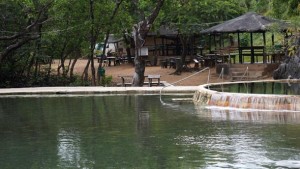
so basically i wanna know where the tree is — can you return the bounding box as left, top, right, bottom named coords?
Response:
left=0, top=1, right=52, bottom=64
left=132, top=0, right=164, bottom=86
left=97, top=0, right=124, bottom=85
left=157, top=0, right=245, bottom=74
left=0, top=1, right=55, bottom=87
left=80, top=0, right=127, bottom=86
left=46, top=0, right=87, bottom=78
left=271, top=0, right=300, bottom=79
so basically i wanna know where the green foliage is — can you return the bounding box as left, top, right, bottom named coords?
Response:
left=0, top=70, right=83, bottom=88
left=158, top=0, right=246, bottom=34
left=283, top=14, right=300, bottom=56
left=100, top=75, right=113, bottom=87
left=240, top=34, right=250, bottom=47
left=69, top=75, right=90, bottom=86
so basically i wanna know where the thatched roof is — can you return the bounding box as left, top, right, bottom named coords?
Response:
left=201, top=12, right=286, bottom=34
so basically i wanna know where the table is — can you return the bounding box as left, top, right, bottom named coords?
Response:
left=147, top=75, right=161, bottom=87
left=107, top=56, right=116, bottom=66
left=219, top=54, right=236, bottom=64
left=204, top=54, right=220, bottom=67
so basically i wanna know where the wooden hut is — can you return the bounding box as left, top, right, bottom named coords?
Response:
left=201, top=12, right=287, bottom=64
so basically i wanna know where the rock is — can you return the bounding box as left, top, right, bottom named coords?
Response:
left=273, top=52, right=300, bottom=79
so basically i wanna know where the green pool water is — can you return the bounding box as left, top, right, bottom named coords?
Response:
left=0, top=95, right=300, bottom=168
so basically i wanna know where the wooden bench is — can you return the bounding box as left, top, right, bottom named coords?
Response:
left=118, top=75, right=161, bottom=87
left=147, top=74, right=161, bottom=87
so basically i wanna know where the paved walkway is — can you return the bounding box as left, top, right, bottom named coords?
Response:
left=0, top=86, right=200, bottom=96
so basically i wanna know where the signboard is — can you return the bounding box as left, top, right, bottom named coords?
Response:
left=138, top=47, right=148, bottom=56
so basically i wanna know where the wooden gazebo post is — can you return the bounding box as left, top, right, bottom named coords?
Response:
left=237, top=32, right=242, bottom=63
left=263, top=32, right=267, bottom=63
left=250, top=32, right=254, bottom=63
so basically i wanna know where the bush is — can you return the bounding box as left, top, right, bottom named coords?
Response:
left=0, top=71, right=87, bottom=88
left=100, top=75, right=113, bottom=86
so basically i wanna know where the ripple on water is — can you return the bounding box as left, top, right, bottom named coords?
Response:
left=175, top=132, right=300, bottom=168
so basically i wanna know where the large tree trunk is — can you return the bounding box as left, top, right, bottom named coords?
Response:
left=57, top=39, right=68, bottom=76
left=171, top=34, right=190, bottom=75
left=132, top=0, right=164, bottom=86
left=89, top=0, right=96, bottom=86
left=82, top=59, right=91, bottom=83
left=123, top=31, right=133, bottom=63
left=69, top=49, right=81, bottom=79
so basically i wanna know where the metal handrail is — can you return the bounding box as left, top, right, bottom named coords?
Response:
left=217, top=67, right=224, bottom=82
left=240, top=66, right=249, bottom=81
left=159, top=67, right=210, bottom=106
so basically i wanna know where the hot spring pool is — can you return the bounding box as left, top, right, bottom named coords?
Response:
left=1, top=94, right=300, bottom=168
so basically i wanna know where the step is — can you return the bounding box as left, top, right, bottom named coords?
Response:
left=231, top=75, right=260, bottom=81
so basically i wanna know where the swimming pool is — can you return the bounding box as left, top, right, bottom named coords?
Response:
left=1, top=94, right=300, bottom=168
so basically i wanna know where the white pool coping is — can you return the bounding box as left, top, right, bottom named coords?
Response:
left=0, top=86, right=201, bottom=96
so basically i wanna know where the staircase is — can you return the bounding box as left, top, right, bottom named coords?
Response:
left=229, top=64, right=278, bottom=81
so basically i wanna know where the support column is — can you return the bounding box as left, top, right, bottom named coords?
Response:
left=238, top=33, right=242, bottom=63
left=263, top=32, right=266, bottom=63
left=250, top=32, right=254, bottom=63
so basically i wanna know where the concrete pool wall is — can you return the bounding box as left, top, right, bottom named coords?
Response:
left=193, top=80, right=300, bottom=111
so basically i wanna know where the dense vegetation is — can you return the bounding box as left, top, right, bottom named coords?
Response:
left=0, top=0, right=299, bottom=87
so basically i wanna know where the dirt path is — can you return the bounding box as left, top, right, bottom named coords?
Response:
left=56, top=59, right=232, bottom=86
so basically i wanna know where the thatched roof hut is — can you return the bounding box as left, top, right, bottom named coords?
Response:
left=201, top=12, right=287, bottom=64
left=201, top=12, right=285, bottom=34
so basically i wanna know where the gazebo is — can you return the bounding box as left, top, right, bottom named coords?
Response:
left=201, top=12, right=287, bottom=64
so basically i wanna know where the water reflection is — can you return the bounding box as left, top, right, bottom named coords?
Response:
left=176, top=131, right=300, bottom=168
left=135, top=95, right=150, bottom=133
left=196, top=105, right=300, bottom=124
left=57, top=128, right=92, bottom=168
left=176, top=132, right=271, bottom=168
left=1, top=95, right=300, bottom=168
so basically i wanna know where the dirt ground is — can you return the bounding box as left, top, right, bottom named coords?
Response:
left=59, top=58, right=233, bottom=86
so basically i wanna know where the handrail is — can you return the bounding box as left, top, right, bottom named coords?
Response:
left=240, top=66, right=249, bottom=81
left=159, top=67, right=210, bottom=106
left=217, top=67, right=224, bottom=92
left=207, top=68, right=211, bottom=84
left=217, top=67, right=224, bottom=82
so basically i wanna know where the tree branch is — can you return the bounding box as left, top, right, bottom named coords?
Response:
left=0, top=1, right=52, bottom=41
left=0, top=1, right=53, bottom=63
left=0, top=34, right=40, bottom=63
left=147, top=0, right=164, bottom=25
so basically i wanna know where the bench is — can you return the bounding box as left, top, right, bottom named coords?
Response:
left=118, top=75, right=161, bottom=87
left=147, top=74, right=161, bottom=87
